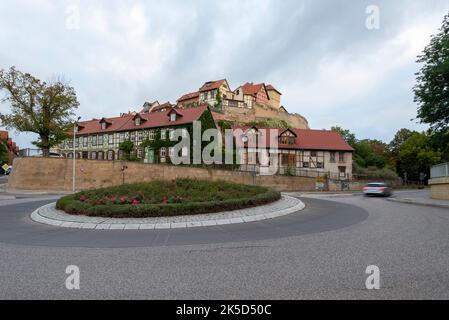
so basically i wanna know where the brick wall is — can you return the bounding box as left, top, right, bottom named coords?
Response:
left=8, top=157, right=316, bottom=192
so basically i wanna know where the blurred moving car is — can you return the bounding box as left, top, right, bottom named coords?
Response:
left=363, top=182, right=392, bottom=197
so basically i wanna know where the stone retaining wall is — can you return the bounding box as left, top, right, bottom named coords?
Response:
left=8, top=157, right=317, bottom=192
left=429, top=177, right=449, bottom=200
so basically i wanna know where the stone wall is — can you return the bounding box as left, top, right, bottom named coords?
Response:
left=8, top=157, right=316, bottom=192
left=221, top=103, right=309, bottom=129
left=429, top=177, right=449, bottom=200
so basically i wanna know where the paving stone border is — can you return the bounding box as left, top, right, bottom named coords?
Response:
left=30, top=195, right=305, bottom=230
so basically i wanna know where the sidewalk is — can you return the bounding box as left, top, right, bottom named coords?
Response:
left=388, top=190, right=449, bottom=209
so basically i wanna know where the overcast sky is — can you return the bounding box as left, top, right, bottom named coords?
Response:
left=1, top=0, right=449, bottom=149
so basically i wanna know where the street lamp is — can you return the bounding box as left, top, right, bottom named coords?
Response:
left=73, top=116, right=81, bottom=193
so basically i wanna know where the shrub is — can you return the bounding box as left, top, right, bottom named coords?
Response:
left=56, top=179, right=281, bottom=218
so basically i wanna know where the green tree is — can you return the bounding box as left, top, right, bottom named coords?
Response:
left=397, top=132, right=441, bottom=180
left=414, top=13, right=449, bottom=131
left=331, top=126, right=356, bottom=146
left=0, top=140, right=8, bottom=165
left=214, top=90, right=222, bottom=109
left=0, top=67, right=79, bottom=157
left=118, top=140, right=134, bottom=160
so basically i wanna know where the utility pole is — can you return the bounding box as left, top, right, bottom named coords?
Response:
left=73, top=116, right=81, bottom=193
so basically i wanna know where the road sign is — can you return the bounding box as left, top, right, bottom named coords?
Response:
left=2, top=164, right=9, bottom=172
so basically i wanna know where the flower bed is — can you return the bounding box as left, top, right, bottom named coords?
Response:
left=56, top=179, right=281, bottom=218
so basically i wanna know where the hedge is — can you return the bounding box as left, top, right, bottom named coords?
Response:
left=56, top=179, right=281, bottom=218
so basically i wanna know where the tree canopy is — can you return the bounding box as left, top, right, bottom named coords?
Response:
left=0, top=67, right=79, bottom=156
left=414, top=13, right=449, bottom=131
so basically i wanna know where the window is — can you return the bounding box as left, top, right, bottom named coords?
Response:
left=135, top=117, right=141, bottom=126
left=339, top=166, right=346, bottom=178
left=317, top=162, right=324, bottom=168
left=98, top=135, right=104, bottom=146
left=68, top=140, right=73, bottom=148
left=339, top=152, right=345, bottom=162
left=119, top=133, right=125, bottom=143
left=169, top=129, right=174, bottom=140
left=282, top=154, right=296, bottom=166
left=137, top=148, right=143, bottom=158
left=92, top=135, right=97, bottom=146
left=279, top=136, right=295, bottom=145
left=98, top=151, right=104, bottom=160
left=74, top=138, right=79, bottom=148
left=161, top=129, right=166, bottom=140
left=303, top=162, right=309, bottom=168
left=82, top=151, right=88, bottom=159
left=330, top=151, right=336, bottom=163
left=131, top=131, right=136, bottom=141
left=137, top=131, right=143, bottom=142
left=91, top=151, right=97, bottom=160
left=107, top=150, right=114, bottom=160
left=78, top=137, right=82, bottom=147
left=160, top=147, right=167, bottom=157
left=170, top=113, right=176, bottom=122
left=108, top=134, right=114, bottom=145
left=101, top=122, right=107, bottom=130
left=169, top=147, right=174, bottom=157
left=83, top=136, right=88, bottom=147
left=148, top=130, right=155, bottom=140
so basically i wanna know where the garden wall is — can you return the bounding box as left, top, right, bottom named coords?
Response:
left=8, top=157, right=317, bottom=192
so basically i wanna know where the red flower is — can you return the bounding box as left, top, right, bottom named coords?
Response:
left=131, top=200, right=140, bottom=205
left=79, top=195, right=87, bottom=202
left=120, top=196, right=127, bottom=203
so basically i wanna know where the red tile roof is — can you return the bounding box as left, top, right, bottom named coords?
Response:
left=75, top=105, right=209, bottom=136
left=266, top=84, right=282, bottom=95
left=199, top=79, right=226, bottom=92
left=177, top=91, right=200, bottom=102
left=233, top=126, right=354, bottom=151
left=150, top=102, right=173, bottom=113
left=240, top=82, right=268, bottom=97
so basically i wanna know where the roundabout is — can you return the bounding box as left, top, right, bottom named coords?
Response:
left=0, top=195, right=369, bottom=248
left=31, top=195, right=305, bottom=230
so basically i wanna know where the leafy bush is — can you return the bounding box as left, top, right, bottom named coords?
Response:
left=56, top=179, right=281, bottom=218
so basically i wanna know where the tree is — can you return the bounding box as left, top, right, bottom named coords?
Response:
left=414, top=13, right=449, bottom=131
left=0, top=67, right=79, bottom=156
left=397, top=132, right=441, bottom=180
left=331, top=126, right=356, bottom=146
left=118, top=140, right=134, bottom=160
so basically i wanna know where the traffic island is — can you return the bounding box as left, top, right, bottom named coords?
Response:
left=31, top=195, right=305, bottom=230
left=30, top=179, right=305, bottom=229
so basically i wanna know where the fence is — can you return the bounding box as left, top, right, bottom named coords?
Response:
left=430, top=162, right=449, bottom=178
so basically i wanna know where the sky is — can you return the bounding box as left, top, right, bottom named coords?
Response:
left=1, top=0, right=449, bottom=149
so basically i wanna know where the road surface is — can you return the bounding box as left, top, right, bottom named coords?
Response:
left=0, top=191, right=448, bottom=299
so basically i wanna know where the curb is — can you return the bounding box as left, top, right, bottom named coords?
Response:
left=387, top=197, right=449, bottom=210
left=30, top=195, right=306, bottom=230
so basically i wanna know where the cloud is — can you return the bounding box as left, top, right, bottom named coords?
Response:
left=0, top=0, right=449, bottom=149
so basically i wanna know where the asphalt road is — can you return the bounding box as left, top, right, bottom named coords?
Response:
left=0, top=192, right=448, bottom=299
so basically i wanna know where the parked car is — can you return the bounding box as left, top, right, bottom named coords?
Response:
left=363, top=182, right=392, bottom=197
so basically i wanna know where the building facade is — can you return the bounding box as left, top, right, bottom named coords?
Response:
left=234, top=127, right=354, bottom=179
left=57, top=105, right=215, bottom=163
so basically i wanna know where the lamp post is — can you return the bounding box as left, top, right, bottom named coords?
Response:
left=73, top=116, right=81, bottom=193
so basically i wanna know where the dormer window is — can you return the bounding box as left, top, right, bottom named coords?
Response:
left=135, top=117, right=141, bottom=126
left=170, top=113, right=176, bottom=122
left=279, top=129, right=297, bottom=145
left=100, top=118, right=111, bottom=130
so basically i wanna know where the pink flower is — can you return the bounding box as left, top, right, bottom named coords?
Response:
left=131, top=200, right=140, bottom=205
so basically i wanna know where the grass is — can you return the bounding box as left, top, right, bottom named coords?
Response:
left=56, top=179, right=281, bottom=218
